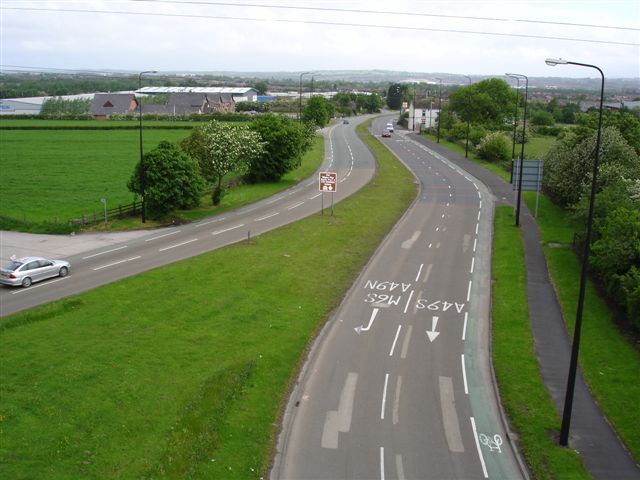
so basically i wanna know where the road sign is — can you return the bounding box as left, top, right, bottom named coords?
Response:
left=511, top=159, right=544, bottom=191
left=319, top=171, right=337, bottom=192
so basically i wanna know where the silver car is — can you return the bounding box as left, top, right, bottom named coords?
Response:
left=0, top=256, right=70, bottom=288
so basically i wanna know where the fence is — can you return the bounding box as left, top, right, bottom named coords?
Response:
left=68, top=200, right=141, bottom=227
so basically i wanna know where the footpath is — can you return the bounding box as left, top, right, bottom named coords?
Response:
left=411, top=134, right=640, bottom=479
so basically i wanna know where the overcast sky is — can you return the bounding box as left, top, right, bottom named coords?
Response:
left=1, top=0, right=639, bottom=79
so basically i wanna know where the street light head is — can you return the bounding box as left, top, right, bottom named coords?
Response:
left=545, top=58, right=568, bottom=66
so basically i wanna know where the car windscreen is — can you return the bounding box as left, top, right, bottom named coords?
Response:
left=2, top=261, right=23, bottom=271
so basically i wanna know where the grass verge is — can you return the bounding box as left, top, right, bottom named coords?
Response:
left=0, top=122, right=417, bottom=479
left=492, top=206, right=589, bottom=479
left=523, top=192, right=640, bottom=461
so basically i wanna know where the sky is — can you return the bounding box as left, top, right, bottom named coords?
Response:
left=1, top=0, right=639, bottom=79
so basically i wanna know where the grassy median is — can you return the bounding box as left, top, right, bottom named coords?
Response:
left=0, top=122, right=416, bottom=479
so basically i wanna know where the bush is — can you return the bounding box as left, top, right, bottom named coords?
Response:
left=469, top=125, right=487, bottom=146
left=618, top=266, right=640, bottom=328
left=476, top=132, right=510, bottom=163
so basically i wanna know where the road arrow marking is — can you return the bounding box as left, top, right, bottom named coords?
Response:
left=355, top=308, right=379, bottom=334
left=426, top=316, right=440, bottom=342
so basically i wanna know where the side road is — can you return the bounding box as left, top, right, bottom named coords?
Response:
left=411, top=134, right=640, bottom=479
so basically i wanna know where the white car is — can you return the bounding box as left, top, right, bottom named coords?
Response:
left=0, top=256, right=70, bottom=287
left=386, top=123, right=394, bottom=132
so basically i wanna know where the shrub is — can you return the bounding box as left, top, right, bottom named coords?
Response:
left=476, top=132, right=510, bottom=163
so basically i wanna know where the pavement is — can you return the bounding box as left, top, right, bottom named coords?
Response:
left=410, top=134, right=640, bottom=479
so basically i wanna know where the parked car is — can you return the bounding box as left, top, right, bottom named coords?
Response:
left=382, top=130, right=391, bottom=137
left=0, top=256, right=70, bottom=287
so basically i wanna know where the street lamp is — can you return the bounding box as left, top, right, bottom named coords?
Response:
left=506, top=72, right=529, bottom=227
left=506, top=74, right=521, bottom=184
left=138, top=70, right=157, bottom=224
left=299, top=72, right=314, bottom=123
left=463, top=75, right=472, bottom=158
left=546, top=57, right=605, bottom=448
left=436, top=78, right=443, bottom=143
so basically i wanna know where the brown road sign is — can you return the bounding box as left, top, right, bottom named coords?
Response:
left=319, top=171, right=337, bottom=192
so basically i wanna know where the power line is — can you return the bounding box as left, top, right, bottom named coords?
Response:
left=2, top=6, right=638, bottom=47
left=126, top=0, right=640, bottom=32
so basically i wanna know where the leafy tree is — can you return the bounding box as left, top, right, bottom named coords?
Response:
left=180, top=120, right=264, bottom=205
left=127, top=141, right=205, bottom=219
left=448, top=78, right=514, bottom=128
left=386, top=83, right=404, bottom=110
left=476, top=132, right=510, bottom=163
left=303, top=96, right=332, bottom=127
left=365, top=93, right=384, bottom=113
left=247, top=113, right=310, bottom=182
left=531, top=110, right=555, bottom=126
left=40, top=97, right=91, bottom=114
left=253, top=80, right=268, bottom=96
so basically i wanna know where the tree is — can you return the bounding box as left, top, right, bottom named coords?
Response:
left=476, top=132, right=510, bottom=163
left=180, top=120, right=264, bottom=205
left=365, top=93, right=384, bottom=113
left=303, top=96, right=332, bottom=127
left=127, top=141, right=205, bottom=219
left=386, top=83, right=404, bottom=110
left=253, top=80, right=268, bottom=96
left=448, top=78, right=515, bottom=128
left=247, top=113, right=310, bottom=182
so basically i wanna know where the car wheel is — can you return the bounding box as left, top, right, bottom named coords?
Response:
left=22, top=277, right=32, bottom=288
left=59, top=266, right=69, bottom=278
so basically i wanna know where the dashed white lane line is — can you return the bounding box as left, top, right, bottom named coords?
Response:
left=470, top=257, right=475, bottom=274
left=415, top=263, right=423, bottom=282
left=400, top=325, right=412, bottom=359
left=195, top=217, right=226, bottom=227
left=82, top=245, right=127, bottom=259
left=380, top=446, right=386, bottom=480
left=392, top=376, right=403, bottom=425
left=471, top=417, right=489, bottom=478
left=461, top=354, right=469, bottom=395
left=389, top=325, right=402, bottom=356
left=11, top=276, right=70, bottom=294
left=309, top=193, right=322, bottom=200
left=211, top=224, right=244, bottom=236
left=145, top=230, right=181, bottom=242
left=287, top=201, right=305, bottom=210
left=473, top=238, right=477, bottom=252
left=467, top=280, right=473, bottom=302
left=396, top=454, right=405, bottom=480
left=462, top=312, right=468, bottom=341
left=158, top=239, right=198, bottom=252
left=93, top=255, right=141, bottom=270
left=255, top=212, right=279, bottom=222
left=381, top=373, right=390, bottom=419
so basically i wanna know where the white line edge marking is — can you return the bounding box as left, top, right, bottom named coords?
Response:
left=82, top=245, right=127, bottom=259
left=415, top=263, right=423, bottom=282
left=287, top=201, right=305, bottom=210
left=11, top=276, right=70, bottom=294
left=473, top=238, right=477, bottom=252
left=255, top=212, right=279, bottom=222
left=145, top=230, right=181, bottom=241
left=93, top=255, right=141, bottom=270
left=470, top=257, right=475, bottom=274
left=381, top=373, right=390, bottom=419
left=158, top=239, right=198, bottom=252
left=471, top=417, right=489, bottom=478
left=309, top=193, right=322, bottom=200
left=475, top=223, right=479, bottom=235
left=389, top=325, right=402, bottom=356
left=403, top=290, right=415, bottom=314
left=467, top=280, right=473, bottom=302
left=212, top=224, right=244, bottom=236
left=195, top=217, right=226, bottom=227
left=462, top=312, right=468, bottom=341
left=380, top=446, right=385, bottom=480
left=461, top=354, right=469, bottom=395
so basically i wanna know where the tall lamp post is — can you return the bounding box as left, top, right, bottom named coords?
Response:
left=506, top=72, right=528, bottom=227
left=463, top=75, right=472, bottom=158
left=506, top=74, right=521, bottom=184
left=436, top=77, right=443, bottom=143
left=546, top=58, right=605, bottom=448
left=138, top=70, right=157, bottom=224
left=299, top=72, right=314, bottom=123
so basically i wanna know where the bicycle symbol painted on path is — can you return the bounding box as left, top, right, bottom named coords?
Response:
left=479, top=433, right=503, bottom=453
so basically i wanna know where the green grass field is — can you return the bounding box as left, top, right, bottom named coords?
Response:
left=0, top=119, right=210, bottom=128
left=0, top=123, right=417, bottom=479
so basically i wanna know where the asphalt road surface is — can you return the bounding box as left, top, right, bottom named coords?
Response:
left=0, top=117, right=375, bottom=316
left=272, top=118, right=524, bottom=479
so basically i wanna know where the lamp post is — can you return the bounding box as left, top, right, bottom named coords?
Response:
left=436, top=77, right=442, bottom=143
left=506, top=74, right=521, bottom=184
left=546, top=57, right=605, bottom=448
left=506, top=73, right=528, bottom=227
left=138, top=70, right=157, bottom=224
left=299, top=72, right=314, bottom=123
left=463, top=75, right=472, bottom=158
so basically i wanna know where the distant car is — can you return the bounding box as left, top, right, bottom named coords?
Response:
left=343, top=119, right=350, bottom=124
left=0, top=256, right=70, bottom=288
left=386, top=123, right=394, bottom=132
left=382, top=130, right=391, bottom=137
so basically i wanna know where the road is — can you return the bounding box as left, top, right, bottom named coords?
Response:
left=272, top=118, right=524, bottom=479
left=0, top=118, right=375, bottom=317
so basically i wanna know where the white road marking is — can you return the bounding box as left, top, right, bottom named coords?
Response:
left=309, top=193, right=322, bottom=200
left=479, top=200, right=482, bottom=209
left=255, top=212, right=279, bottom=222
left=211, top=224, right=244, bottom=235
left=265, top=196, right=282, bottom=205
left=380, top=447, right=386, bottom=480
left=10, top=276, right=70, bottom=294
left=389, top=325, right=402, bottom=356
left=321, top=372, right=358, bottom=449
left=471, top=417, right=489, bottom=478
left=475, top=223, right=479, bottom=235
left=415, top=263, right=423, bottom=282
left=395, top=454, right=405, bottom=480
left=462, top=354, right=469, bottom=394
left=477, top=210, right=481, bottom=221
left=381, top=373, right=390, bottom=419
left=195, top=217, right=226, bottom=227
left=158, top=239, right=198, bottom=252
left=462, top=312, right=468, bottom=341
left=145, top=230, right=181, bottom=242
left=439, top=376, right=465, bottom=452
left=473, top=238, right=477, bottom=252
left=401, top=230, right=421, bottom=249
left=470, top=257, right=475, bottom=274
left=467, top=280, right=473, bottom=302
left=82, top=245, right=127, bottom=259
left=93, top=255, right=141, bottom=270
left=401, top=325, right=412, bottom=359
left=392, top=376, right=402, bottom=425
left=403, top=290, right=415, bottom=314
left=287, top=201, right=305, bottom=210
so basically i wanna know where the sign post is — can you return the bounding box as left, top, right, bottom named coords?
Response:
left=319, top=171, right=337, bottom=216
